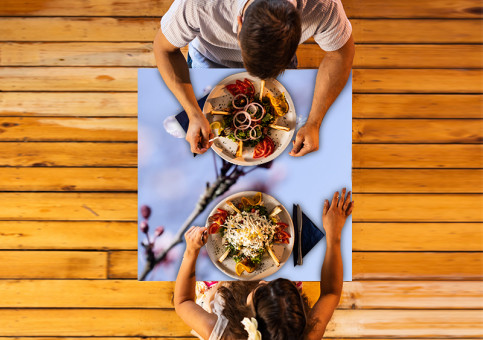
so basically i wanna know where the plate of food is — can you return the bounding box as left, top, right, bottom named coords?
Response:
left=203, top=72, right=296, bottom=166
left=205, top=191, right=294, bottom=280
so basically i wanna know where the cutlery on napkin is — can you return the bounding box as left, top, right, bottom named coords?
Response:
left=293, top=204, right=325, bottom=266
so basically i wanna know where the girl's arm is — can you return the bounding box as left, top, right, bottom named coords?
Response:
left=305, top=189, right=353, bottom=340
left=174, top=226, right=217, bottom=339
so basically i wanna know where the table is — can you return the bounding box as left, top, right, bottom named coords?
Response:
left=138, top=68, right=352, bottom=281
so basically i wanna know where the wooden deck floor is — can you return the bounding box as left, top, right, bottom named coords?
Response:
left=0, top=0, right=482, bottom=338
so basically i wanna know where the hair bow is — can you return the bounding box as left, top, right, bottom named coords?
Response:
left=241, top=317, right=262, bottom=340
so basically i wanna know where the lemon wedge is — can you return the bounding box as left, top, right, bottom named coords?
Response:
left=210, top=121, right=223, bottom=134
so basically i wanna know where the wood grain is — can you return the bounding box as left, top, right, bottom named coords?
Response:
left=0, top=193, right=137, bottom=221
left=0, top=142, right=137, bottom=167
left=0, top=117, right=137, bottom=141
left=0, top=251, right=107, bottom=279
left=352, top=194, right=483, bottom=222
left=353, top=223, right=483, bottom=251
left=353, top=252, right=483, bottom=280
left=0, top=309, right=479, bottom=337
left=353, top=144, right=483, bottom=168
left=2, top=68, right=482, bottom=93
left=1, top=18, right=481, bottom=43
left=110, top=250, right=483, bottom=280
left=2, top=43, right=482, bottom=69
left=1, top=280, right=480, bottom=309
left=353, top=119, right=483, bottom=144
left=0, top=221, right=137, bottom=249
left=353, top=94, right=483, bottom=118
left=0, top=0, right=481, bottom=18
left=0, top=92, right=137, bottom=117
left=353, top=169, right=483, bottom=193
left=0, top=167, right=137, bottom=191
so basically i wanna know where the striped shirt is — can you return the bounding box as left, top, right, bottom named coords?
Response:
left=161, top=0, right=352, bottom=68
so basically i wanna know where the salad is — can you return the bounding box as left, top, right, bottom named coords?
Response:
left=207, top=192, right=291, bottom=276
left=210, top=78, right=290, bottom=159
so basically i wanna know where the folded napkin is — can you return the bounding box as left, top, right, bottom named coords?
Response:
left=293, top=204, right=325, bottom=266
left=175, top=94, right=209, bottom=133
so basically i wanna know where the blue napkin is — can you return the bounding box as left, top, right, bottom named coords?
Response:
left=175, top=94, right=209, bottom=133
left=293, top=204, right=325, bottom=266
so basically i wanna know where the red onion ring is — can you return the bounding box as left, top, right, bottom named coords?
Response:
left=234, top=128, right=251, bottom=141
left=232, top=94, right=248, bottom=109
left=249, top=125, right=262, bottom=140
left=233, top=111, right=251, bottom=129
left=244, top=102, right=266, bottom=122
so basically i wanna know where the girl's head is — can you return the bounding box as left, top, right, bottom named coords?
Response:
left=250, top=278, right=308, bottom=339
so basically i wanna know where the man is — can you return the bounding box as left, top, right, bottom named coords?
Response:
left=154, top=0, right=354, bottom=156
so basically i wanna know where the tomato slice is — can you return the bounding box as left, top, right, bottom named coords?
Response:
left=277, top=230, right=291, bottom=239
left=226, top=84, right=239, bottom=96
left=244, top=78, right=255, bottom=96
left=208, top=223, right=220, bottom=234
left=253, top=139, right=267, bottom=158
left=236, top=80, right=248, bottom=94
left=276, top=222, right=288, bottom=229
left=262, top=136, right=275, bottom=158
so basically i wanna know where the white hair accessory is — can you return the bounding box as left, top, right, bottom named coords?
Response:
left=241, top=317, right=262, bottom=340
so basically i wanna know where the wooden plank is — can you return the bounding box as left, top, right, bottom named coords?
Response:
left=2, top=43, right=482, bottom=69
left=353, top=252, right=483, bottom=280
left=111, top=250, right=483, bottom=280
left=1, top=280, right=481, bottom=309
left=0, top=309, right=479, bottom=337
left=0, top=142, right=137, bottom=167
left=0, top=167, right=137, bottom=191
left=0, top=18, right=481, bottom=43
left=353, top=94, right=483, bottom=118
left=0, top=0, right=481, bottom=18
left=0, top=117, right=137, bottom=141
left=298, top=44, right=483, bottom=69
left=352, top=69, right=483, bottom=93
left=0, top=92, right=137, bottom=117
left=2, top=68, right=482, bottom=93
left=353, top=144, right=483, bottom=168
left=109, top=250, right=138, bottom=279
left=0, top=251, right=107, bottom=279
left=352, top=194, right=483, bottom=222
left=0, top=221, right=137, bottom=250
left=352, top=19, right=483, bottom=43
left=353, top=223, right=483, bottom=251
left=353, top=119, right=483, bottom=144
left=2, top=93, right=479, bottom=118
left=0, top=193, right=136, bottom=221
left=353, top=169, right=483, bottom=193
left=1, top=193, right=480, bottom=222
left=0, top=67, right=137, bottom=92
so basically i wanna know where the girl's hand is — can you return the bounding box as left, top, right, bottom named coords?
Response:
left=184, top=226, right=208, bottom=255
left=322, top=188, right=353, bottom=243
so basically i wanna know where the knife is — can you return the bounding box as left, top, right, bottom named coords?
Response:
left=296, top=204, right=303, bottom=265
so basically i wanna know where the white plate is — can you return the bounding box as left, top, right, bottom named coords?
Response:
left=205, top=191, right=294, bottom=280
left=203, top=72, right=296, bottom=166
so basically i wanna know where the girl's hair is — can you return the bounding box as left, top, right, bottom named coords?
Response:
left=217, top=279, right=310, bottom=340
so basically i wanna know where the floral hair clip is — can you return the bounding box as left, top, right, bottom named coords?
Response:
left=241, top=317, right=262, bottom=340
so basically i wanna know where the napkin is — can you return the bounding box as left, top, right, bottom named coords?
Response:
left=293, top=204, right=325, bottom=266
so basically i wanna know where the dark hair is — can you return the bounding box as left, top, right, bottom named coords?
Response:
left=239, top=0, right=301, bottom=79
left=253, top=279, right=308, bottom=339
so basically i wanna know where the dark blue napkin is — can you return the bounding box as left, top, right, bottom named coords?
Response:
left=175, top=94, right=210, bottom=133
left=293, top=204, right=325, bottom=266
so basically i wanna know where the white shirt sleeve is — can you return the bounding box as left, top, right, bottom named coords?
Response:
left=160, top=0, right=200, bottom=48
left=313, top=0, right=352, bottom=51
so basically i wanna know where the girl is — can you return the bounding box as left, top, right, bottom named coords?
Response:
left=174, top=189, right=353, bottom=339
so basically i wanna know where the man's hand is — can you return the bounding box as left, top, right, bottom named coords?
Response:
left=289, top=122, right=320, bottom=157
left=186, top=114, right=214, bottom=154
left=322, top=188, right=353, bottom=243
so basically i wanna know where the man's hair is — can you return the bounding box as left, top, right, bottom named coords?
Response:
left=239, top=0, right=301, bottom=79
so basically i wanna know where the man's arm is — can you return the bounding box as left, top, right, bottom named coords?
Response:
left=174, top=226, right=217, bottom=339
left=305, top=189, right=353, bottom=339
left=290, top=35, right=354, bottom=157
left=153, top=29, right=213, bottom=154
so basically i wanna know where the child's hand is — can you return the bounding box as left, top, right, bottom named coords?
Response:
left=184, top=226, right=208, bottom=255
left=322, top=188, right=353, bottom=243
